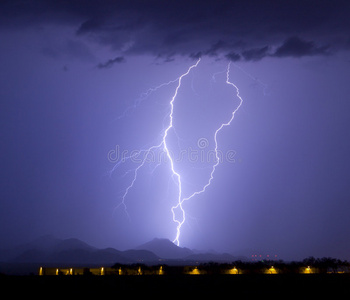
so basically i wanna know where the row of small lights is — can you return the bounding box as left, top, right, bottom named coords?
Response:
left=39, top=265, right=313, bottom=276
left=190, top=266, right=312, bottom=275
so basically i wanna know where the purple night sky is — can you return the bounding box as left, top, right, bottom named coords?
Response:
left=1, top=0, right=350, bottom=260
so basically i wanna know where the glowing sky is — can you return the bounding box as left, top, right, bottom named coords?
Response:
left=1, top=0, right=350, bottom=260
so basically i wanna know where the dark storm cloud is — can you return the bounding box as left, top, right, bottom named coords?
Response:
left=97, top=56, right=126, bottom=69
left=242, top=46, right=270, bottom=61
left=227, top=37, right=330, bottom=61
left=273, top=36, right=330, bottom=58
left=225, top=52, right=241, bottom=62
left=76, top=18, right=104, bottom=35
left=0, top=0, right=349, bottom=61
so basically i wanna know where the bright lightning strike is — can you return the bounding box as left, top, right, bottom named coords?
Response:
left=113, top=59, right=243, bottom=247
left=171, top=62, right=243, bottom=246
left=114, top=58, right=201, bottom=221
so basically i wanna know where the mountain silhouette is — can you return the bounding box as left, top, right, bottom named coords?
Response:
left=53, top=238, right=96, bottom=253
left=1, top=236, right=159, bottom=265
left=136, top=238, right=193, bottom=259
left=0, top=236, right=246, bottom=272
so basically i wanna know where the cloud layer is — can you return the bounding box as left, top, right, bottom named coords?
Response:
left=1, top=0, right=349, bottom=62
left=97, top=56, right=126, bottom=68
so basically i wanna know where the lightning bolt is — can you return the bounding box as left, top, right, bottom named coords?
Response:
left=114, top=58, right=201, bottom=221
left=171, top=61, right=243, bottom=246
left=114, top=76, right=182, bottom=120
left=113, top=59, right=243, bottom=247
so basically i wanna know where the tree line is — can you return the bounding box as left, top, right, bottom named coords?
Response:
left=111, top=257, right=350, bottom=275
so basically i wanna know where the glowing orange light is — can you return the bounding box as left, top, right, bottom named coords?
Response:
left=228, top=267, right=238, bottom=274
left=267, top=266, right=277, bottom=274
left=189, top=267, right=200, bottom=275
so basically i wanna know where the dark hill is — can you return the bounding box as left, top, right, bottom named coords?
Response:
left=122, top=249, right=159, bottom=262
left=136, top=238, right=193, bottom=259
left=5, top=236, right=159, bottom=265
left=53, top=238, right=96, bottom=252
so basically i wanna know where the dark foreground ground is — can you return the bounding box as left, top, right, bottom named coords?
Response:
left=1, top=274, right=349, bottom=297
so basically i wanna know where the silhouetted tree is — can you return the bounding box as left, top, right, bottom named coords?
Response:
left=303, top=256, right=316, bottom=267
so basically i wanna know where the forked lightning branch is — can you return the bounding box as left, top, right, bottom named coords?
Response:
left=111, top=59, right=243, bottom=246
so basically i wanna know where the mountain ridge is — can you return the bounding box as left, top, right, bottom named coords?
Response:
left=136, top=238, right=193, bottom=259
left=0, top=236, right=246, bottom=266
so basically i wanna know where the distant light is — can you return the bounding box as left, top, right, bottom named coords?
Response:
left=39, top=267, right=43, bottom=276
left=267, top=266, right=277, bottom=274
left=228, top=267, right=238, bottom=275
left=189, top=267, right=200, bottom=275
